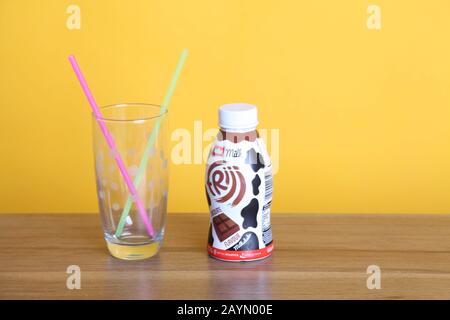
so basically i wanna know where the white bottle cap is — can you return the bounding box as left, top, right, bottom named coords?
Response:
left=219, top=103, right=258, bottom=132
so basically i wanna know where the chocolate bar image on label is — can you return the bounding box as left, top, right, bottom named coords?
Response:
left=212, top=212, right=240, bottom=242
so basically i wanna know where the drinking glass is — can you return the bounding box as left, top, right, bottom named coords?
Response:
left=92, top=103, right=168, bottom=260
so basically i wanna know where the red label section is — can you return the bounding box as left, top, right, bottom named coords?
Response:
left=208, top=242, right=274, bottom=261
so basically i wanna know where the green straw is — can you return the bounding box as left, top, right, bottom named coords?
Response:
left=115, top=49, right=188, bottom=238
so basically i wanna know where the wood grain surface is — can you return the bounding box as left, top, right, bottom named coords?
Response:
left=0, top=213, right=450, bottom=299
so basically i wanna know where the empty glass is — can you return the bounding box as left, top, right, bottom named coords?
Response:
left=92, top=103, right=168, bottom=260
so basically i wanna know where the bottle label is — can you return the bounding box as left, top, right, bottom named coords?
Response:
left=206, top=137, right=273, bottom=261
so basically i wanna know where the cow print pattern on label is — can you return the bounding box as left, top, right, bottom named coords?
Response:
left=252, top=174, right=261, bottom=195
left=245, top=148, right=265, bottom=172
left=241, top=198, right=259, bottom=229
left=228, top=231, right=259, bottom=251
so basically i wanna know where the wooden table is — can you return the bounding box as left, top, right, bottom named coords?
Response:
left=0, top=213, right=449, bottom=299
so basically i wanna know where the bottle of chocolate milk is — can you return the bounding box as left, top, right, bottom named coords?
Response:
left=205, top=103, right=273, bottom=261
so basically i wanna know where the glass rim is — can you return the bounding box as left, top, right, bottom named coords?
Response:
left=93, top=103, right=167, bottom=122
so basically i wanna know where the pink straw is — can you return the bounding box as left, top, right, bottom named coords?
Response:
left=68, top=55, right=154, bottom=237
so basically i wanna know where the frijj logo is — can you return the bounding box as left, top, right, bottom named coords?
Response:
left=206, top=160, right=246, bottom=206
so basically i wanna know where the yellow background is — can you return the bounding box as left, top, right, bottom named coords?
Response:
left=1, top=0, right=450, bottom=214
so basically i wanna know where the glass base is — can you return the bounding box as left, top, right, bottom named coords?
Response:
left=106, top=240, right=160, bottom=260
